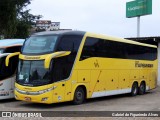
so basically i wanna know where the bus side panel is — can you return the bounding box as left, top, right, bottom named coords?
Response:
left=89, top=70, right=105, bottom=98
left=52, top=81, right=66, bottom=103
left=149, top=70, right=157, bottom=89
left=105, top=70, right=119, bottom=91
left=78, top=70, right=90, bottom=83
left=0, top=78, right=12, bottom=99
left=118, top=70, right=130, bottom=89
left=65, top=70, right=78, bottom=102
left=139, top=70, right=149, bottom=88
left=139, top=70, right=148, bottom=80
left=130, top=70, right=140, bottom=86
left=91, top=70, right=119, bottom=98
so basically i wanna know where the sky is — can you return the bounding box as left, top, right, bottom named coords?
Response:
left=28, top=0, right=160, bottom=38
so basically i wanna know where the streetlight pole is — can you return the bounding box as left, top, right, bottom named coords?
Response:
left=137, top=16, right=140, bottom=37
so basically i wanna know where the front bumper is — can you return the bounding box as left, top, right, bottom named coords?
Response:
left=15, top=90, right=53, bottom=104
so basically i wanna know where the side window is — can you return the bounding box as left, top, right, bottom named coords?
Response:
left=127, top=44, right=142, bottom=60
left=150, top=48, right=157, bottom=60
left=5, top=46, right=21, bottom=53
left=56, top=38, right=74, bottom=51
left=80, top=37, right=157, bottom=61
left=0, top=46, right=21, bottom=80
left=126, top=44, right=157, bottom=60
left=146, top=47, right=156, bottom=60
left=104, top=40, right=126, bottom=59
left=80, top=37, right=126, bottom=60
left=80, top=37, right=99, bottom=60
left=56, top=35, right=82, bottom=52
left=51, top=35, right=83, bottom=82
left=94, top=39, right=106, bottom=57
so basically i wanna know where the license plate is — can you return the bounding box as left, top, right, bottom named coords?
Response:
left=24, top=97, right=31, bottom=101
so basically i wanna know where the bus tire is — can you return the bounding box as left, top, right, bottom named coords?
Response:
left=138, top=82, right=146, bottom=95
left=73, top=87, right=85, bottom=105
left=131, top=82, right=138, bottom=96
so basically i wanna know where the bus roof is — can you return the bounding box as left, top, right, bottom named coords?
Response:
left=33, top=31, right=156, bottom=48
left=32, top=30, right=85, bottom=36
left=85, top=32, right=157, bottom=48
left=0, top=39, right=25, bottom=48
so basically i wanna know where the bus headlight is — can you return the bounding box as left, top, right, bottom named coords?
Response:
left=38, top=86, right=56, bottom=94
left=15, top=86, right=57, bottom=95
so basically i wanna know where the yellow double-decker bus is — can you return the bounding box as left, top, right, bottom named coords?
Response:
left=6, top=31, right=157, bottom=104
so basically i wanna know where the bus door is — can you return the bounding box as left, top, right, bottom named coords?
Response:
left=51, top=35, right=82, bottom=102
left=49, top=58, right=66, bottom=103
left=49, top=53, right=75, bottom=102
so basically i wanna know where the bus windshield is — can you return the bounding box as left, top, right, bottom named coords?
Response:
left=17, top=60, right=52, bottom=86
left=22, top=35, right=58, bottom=54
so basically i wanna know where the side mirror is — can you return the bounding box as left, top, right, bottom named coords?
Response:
left=0, top=53, right=11, bottom=59
left=44, top=51, right=71, bottom=69
left=5, top=52, right=20, bottom=66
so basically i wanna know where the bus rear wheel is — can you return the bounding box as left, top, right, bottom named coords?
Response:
left=73, top=87, right=85, bottom=105
left=131, top=82, right=138, bottom=96
left=138, top=82, right=146, bottom=95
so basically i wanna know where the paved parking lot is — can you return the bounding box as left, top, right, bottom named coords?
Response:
left=0, top=82, right=160, bottom=119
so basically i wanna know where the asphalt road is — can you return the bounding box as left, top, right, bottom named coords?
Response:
left=0, top=82, right=160, bottom=119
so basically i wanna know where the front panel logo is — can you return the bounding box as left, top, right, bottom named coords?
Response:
left=24, top=56, right=41, bottom=60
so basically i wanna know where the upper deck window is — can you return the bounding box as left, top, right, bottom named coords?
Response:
left=80, top=37, right=157, bottom=61
left=22, top=35, right=58, bottom=54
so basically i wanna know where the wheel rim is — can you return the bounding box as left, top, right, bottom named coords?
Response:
left=133, top=86, right=137, bottom=95
left=76, top=91, right=83, bottom=101
left=140, top=84, right=145, bottom=92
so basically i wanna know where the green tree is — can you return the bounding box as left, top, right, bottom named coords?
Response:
left=0, top=0, right=17, bottom=38
left=0, top=0, right=42, bottom=39
left=15, top=9, right=42, bottom=38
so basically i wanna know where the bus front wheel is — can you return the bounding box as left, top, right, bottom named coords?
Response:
left=131, top=82, right=138, bottom=96
left=73, top=87, right=85, bottom=105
